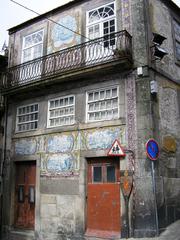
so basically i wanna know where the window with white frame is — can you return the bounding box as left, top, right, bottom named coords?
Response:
left=16, top=104, right=39, bottom=132
left=48, top=95, right=75, bottom=127
left=86, top=2, right=116, bottom=47
left=86, top=87, right=119, bottom=122
left=173, top=19, right=180, bottom=61
left=22, top=30, right=44, bottom=63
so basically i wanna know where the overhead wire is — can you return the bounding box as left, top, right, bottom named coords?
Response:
left=9, top=0, right=117, bottom=52
left=10, top=0, right=91, bottom=41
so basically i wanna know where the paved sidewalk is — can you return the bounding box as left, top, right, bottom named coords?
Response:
left=1, top=220, right=180, bottom=240
left=121, top=220, right=180, bottom=240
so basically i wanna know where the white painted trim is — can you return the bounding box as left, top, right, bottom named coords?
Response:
left=47, top=94, right=75, bottom=128
left=21, top=29, right=44, bottom=63
left=85, top=86, right=119, bottom=123
left=16, top=103, right=39, bottom=132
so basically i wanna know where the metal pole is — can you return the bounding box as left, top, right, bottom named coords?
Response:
left=151, top=161, right=159, bottom=236
left=125, top=196, right=129, bottom=238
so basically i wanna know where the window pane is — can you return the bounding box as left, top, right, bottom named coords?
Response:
left=22, top=30, right=43, bottom=63
left=48, top=96, right=75, bottom=127
left=107, top=166, right=115, bottom=182
left=88, top=93, right=93, bottom=101
left=18, top=185, right=24, bottom=203
left=17, top=104, right=39, bottom=132
left=87, top=87, right=118, bottom=122
left=88, top=3, right=115, bottom=24
left=93, top=166, right=102, bottom=182
left=33, top=44, right=42, bottom=59
left=29, top=186, right=35, bottom=204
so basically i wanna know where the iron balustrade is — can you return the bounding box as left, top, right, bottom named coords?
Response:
left=1, top=30, right=132, bottom=90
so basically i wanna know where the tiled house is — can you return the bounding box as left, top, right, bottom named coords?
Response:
left=0, top=0, right=179, bottom=239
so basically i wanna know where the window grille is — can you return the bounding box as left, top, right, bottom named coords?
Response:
left=86, top=87, right=119, bottom=122
left=22, top=30, right=44, bottom=63
left=48, top=95, right=75, bottom=127
left=16, top=103, right=39, bottom=132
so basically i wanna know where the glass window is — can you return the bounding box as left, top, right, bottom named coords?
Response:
left=87, top=2, right=116, bottom=45
left=22, top=30, right=44, bottom=63
left=18, top=185, right=24, bottom=203
left=88, top=3, right=115, bottom=24
left=48, top=95, right=75, bottom=127
left=173, top=19, right=180, bottom=61
left=87, top=87, right=119, bottom=122
left=16, top=103, right=39, bottom=132
left=93, top=166, right=102, bottom=182
left=107, top=165, right=115, bottom=182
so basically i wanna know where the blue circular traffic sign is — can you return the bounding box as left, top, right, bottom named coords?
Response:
left=146, top=139, right=159, bottom=161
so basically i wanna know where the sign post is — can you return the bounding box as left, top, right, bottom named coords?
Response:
left=146, top=139, right=159, bottom=236
left=108, top=140, right=131, bottom=237
left=120, top=170, right=133, bottom=238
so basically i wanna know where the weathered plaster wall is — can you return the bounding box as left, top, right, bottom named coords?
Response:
left=155, top=78, right=180, bottom=229
left=149, top=0, right=180, bottom=82
left=1, top=73, right=132, bottom=239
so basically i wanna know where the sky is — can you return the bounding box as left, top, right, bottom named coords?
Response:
left=0, top=0, right=180, bottom=52
left=0, top=0, right=72, bottom=52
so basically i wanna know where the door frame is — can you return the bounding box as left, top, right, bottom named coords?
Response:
left=10, top=156, right=40, bottom=233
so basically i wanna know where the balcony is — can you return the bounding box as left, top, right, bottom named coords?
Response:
left=1, top=30, right=132, bottom=93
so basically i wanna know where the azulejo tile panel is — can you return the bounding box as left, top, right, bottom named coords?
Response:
left=15, top=139, right=37, bottom=155
left=46, top=153, right=74, bottom=172
left=47, top=134, right=74, bottom=153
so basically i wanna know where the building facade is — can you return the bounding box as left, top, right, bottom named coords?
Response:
left=0, top=0, right=179, bottom=239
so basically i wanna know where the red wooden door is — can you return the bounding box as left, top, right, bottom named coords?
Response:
left=86, top=158, right=121, bottom=238
left=15, top=161, right=36, bottom=229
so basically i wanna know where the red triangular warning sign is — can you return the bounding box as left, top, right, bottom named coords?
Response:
left=107, top=139, right=126, bottom=157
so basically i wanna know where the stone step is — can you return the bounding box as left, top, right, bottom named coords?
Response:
left=9, top=230, right=35, bottom=240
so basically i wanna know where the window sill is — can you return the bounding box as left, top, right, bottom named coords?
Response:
left=12, top=118, right=126, bottom=139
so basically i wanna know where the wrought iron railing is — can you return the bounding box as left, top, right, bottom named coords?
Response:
left=1, top=30, right=132, bottom=90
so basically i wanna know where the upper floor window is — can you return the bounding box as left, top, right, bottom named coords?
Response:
left=86, top=2, right=116, bottom=47
left=86, top=87, right=119, bottom=122
left=22, top=30, right=44, bottom=63
left=87, top=2, right=115, bottom=24
left=16, top=103, right=39, bottom=132
left=173, top=19, right=180, bottom=61
left=48, top=95, right=75, bottom=128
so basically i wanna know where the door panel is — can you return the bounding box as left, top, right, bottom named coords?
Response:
left=15, top=161, right=36, bottom=229
left=86, top=158, right=120, bottom=238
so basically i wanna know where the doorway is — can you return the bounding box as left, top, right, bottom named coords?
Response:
left=86, top=158, right=121, bottom=238
left=14, top=161, right=36, bottom=229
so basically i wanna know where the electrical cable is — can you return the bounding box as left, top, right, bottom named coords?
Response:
left=10, top=0, right=91, bottom=41
left=9, top=0, right=119, bottom=53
